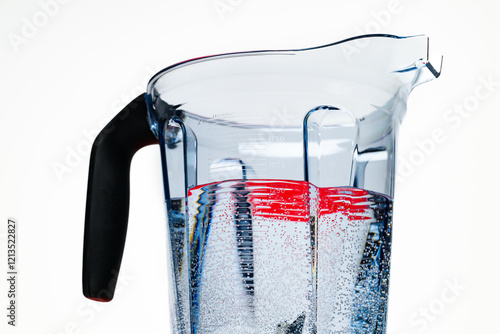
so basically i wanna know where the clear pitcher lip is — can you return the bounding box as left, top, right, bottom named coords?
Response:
left=145, top=33, right=442, bottom=136
left=147, top=33, right=442, bottom=91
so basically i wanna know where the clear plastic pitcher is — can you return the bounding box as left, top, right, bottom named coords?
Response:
left=82, top=34, right=441, bottom=333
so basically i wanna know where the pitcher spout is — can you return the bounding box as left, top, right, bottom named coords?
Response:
left=297, top=34, right=442, bottom=93
left=392, top=51, right=443, bottom=90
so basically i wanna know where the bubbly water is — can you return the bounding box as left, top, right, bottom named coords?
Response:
left=169, top=180, right=392, bottom=334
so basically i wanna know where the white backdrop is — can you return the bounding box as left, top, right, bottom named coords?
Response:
left=1, top=0, right=499, bottom=333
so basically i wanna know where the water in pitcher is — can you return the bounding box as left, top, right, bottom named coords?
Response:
left=171, top=180, right=392, bottom=334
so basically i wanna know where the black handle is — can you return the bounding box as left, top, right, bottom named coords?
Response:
left=82, top=94, right=158, bottom=301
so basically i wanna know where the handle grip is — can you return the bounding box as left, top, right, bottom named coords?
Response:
left=82, top=94, right=158, bottom=301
